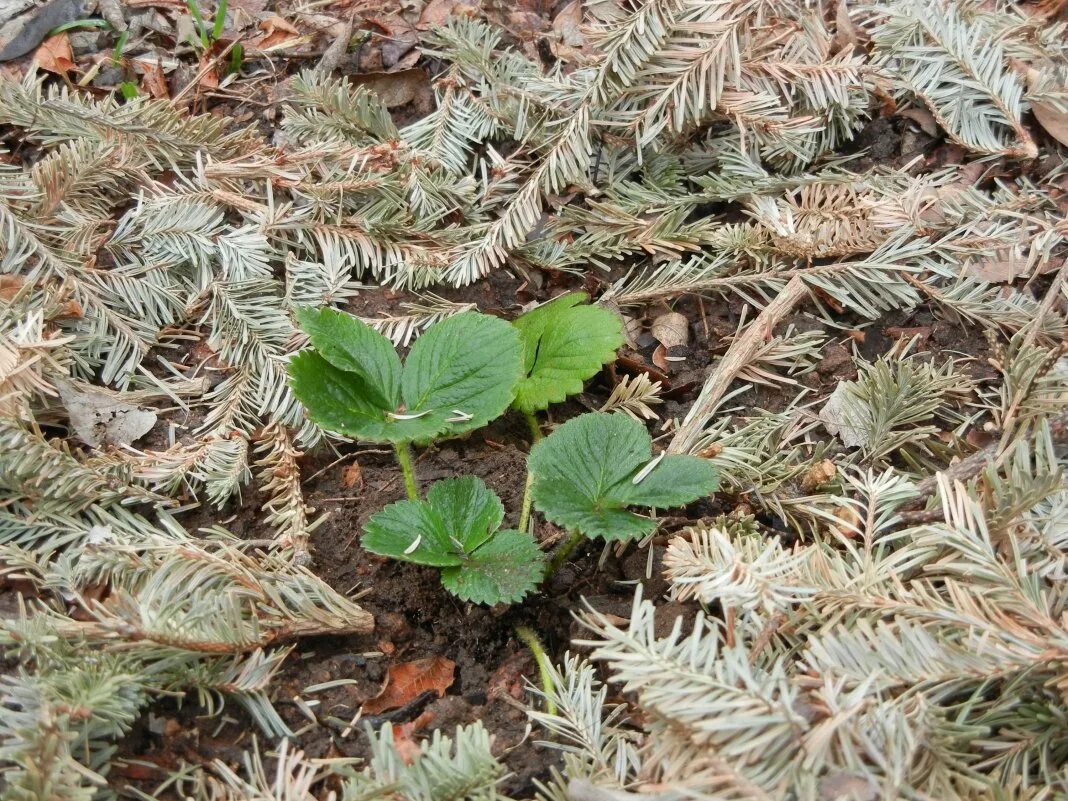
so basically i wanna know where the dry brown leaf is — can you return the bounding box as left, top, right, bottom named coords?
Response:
left=248, top=14, right=302, bottom=50
left=833, top=0, right=862, bottom=51
left=341, top=461, right=363, bottom=488
left=57, top=380, right=157, bottom=449
left=417, top=0, right=466, bottom=29
left=140, top=61, right=170, bottom=99
left=196, top=52, right=219, bottom=90
left=363, top=656, right=455, bottom=713
left=1032, top=98, right=1068, bottom=148
left=620, top=314, right=642, bottom=348
left=885, top=326, right=932, bottom=346
left=651, top=343, right=669, bottom=371
left=0, top=274, right=24, bottom=301
left=351, top=68, right=429, bottom=108
left=651, top=311, right=689, bottom=348
left=965, top=253, right=1029, bottom=283
left=551, top=0, right=585, bottom=62
left=1013, top=61, right=1068, bottom=148
left=899, top=107, right=939, bottom=137
left=32, top=33, right=74, bottom=75
left=392, top=710, right=436, bottom=764
left=487, top=650, right=531, bottom=702
left=801, top=459, right=837, bottom=492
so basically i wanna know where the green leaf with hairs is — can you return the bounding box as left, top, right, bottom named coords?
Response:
left=289, top=309, right=523, bottom=443
left=511, top=293, right=624, bottom=414
left=529, top=412, right=718, bottom=541
left=363, top=477, right=543, bottom=604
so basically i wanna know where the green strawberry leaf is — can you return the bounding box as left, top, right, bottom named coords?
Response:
left=295, top=306, right=400, bottom=410
left=511, top=293, right=624, bottom=414
left=529, top=412, right=719, bottom=541
left=402, top=311, right=523, bottom=435
left=362, top=477, right=543, bottom=604
left=289, top=309, right=523, bottom=444
left=441, top=529, right=544, bottom=605
left=288, top=352, right=440, bottom=443
left=362, top=476, right=503, bottom=567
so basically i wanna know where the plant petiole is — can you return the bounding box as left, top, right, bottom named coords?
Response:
left=515, top=625, right=556, bottom=715
left=394, top=441, right=419, bottom=500
left=545, top=530, right=583, bottom=579
left=517, top=410, right=542, bottom=532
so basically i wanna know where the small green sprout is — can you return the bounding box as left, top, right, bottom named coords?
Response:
left=186, top=0, right=227, bottom=49
left=363, top=476, right=544, bottom=604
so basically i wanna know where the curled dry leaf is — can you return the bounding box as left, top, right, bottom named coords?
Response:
left=248, top=14, right=302, bottom=51
left=1014, top=60, right=1068, bottom=148
left=1031, top=98, right=1068, bottom=148
left=651, top=311, right=689, bottom=348
left=899, top=107, right=939, bottom=136
left=363, top=656, right=456, bottom=713
left=651, top=343, right=670, bottom=371
left=32, top=33, right=74, bottom=75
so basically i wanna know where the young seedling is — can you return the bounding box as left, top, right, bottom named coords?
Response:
left=511, top=293, right=625, bottom=529
left=288, top=308, right=522, bottom=499
left=363, top=476, right=545, bottom=604
left=529, top=412, right=718, bottom=568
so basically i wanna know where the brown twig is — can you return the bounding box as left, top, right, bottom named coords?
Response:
left=668, top=276, right=809, bottom=454
left=1021, top=255, right=1068, bottom=350
left=898, top=409, right=1068, bottom=524
left=316, top=14, right=355, bottom=73
left=171, top=40, right=239, bottom=107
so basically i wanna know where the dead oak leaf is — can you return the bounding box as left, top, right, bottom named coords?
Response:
left=33, top=33, right=74, bottom=75
left=248, top=14, right=303, bottom=51
left=363, top=656, right=455, bottom=714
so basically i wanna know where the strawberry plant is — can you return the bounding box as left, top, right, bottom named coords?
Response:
left=529, top=412, right=719, bottom=566
left=510, top=293, right=625, bottom=529
left=363, top=476, right=544, bottom=604
left=288, top=308, right=522, bottom=498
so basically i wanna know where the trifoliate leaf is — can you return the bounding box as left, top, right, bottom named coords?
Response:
left=529, top=412, right=719, bottom=541
left=290, top=309, right=522, bottom=443
left=362, top=476, right=503, bottom=566
left=441, top=529, right=544, bottom=604
left=362, top=477, right=544, bottom=604
left=511, top=293, right=624, bottom=414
